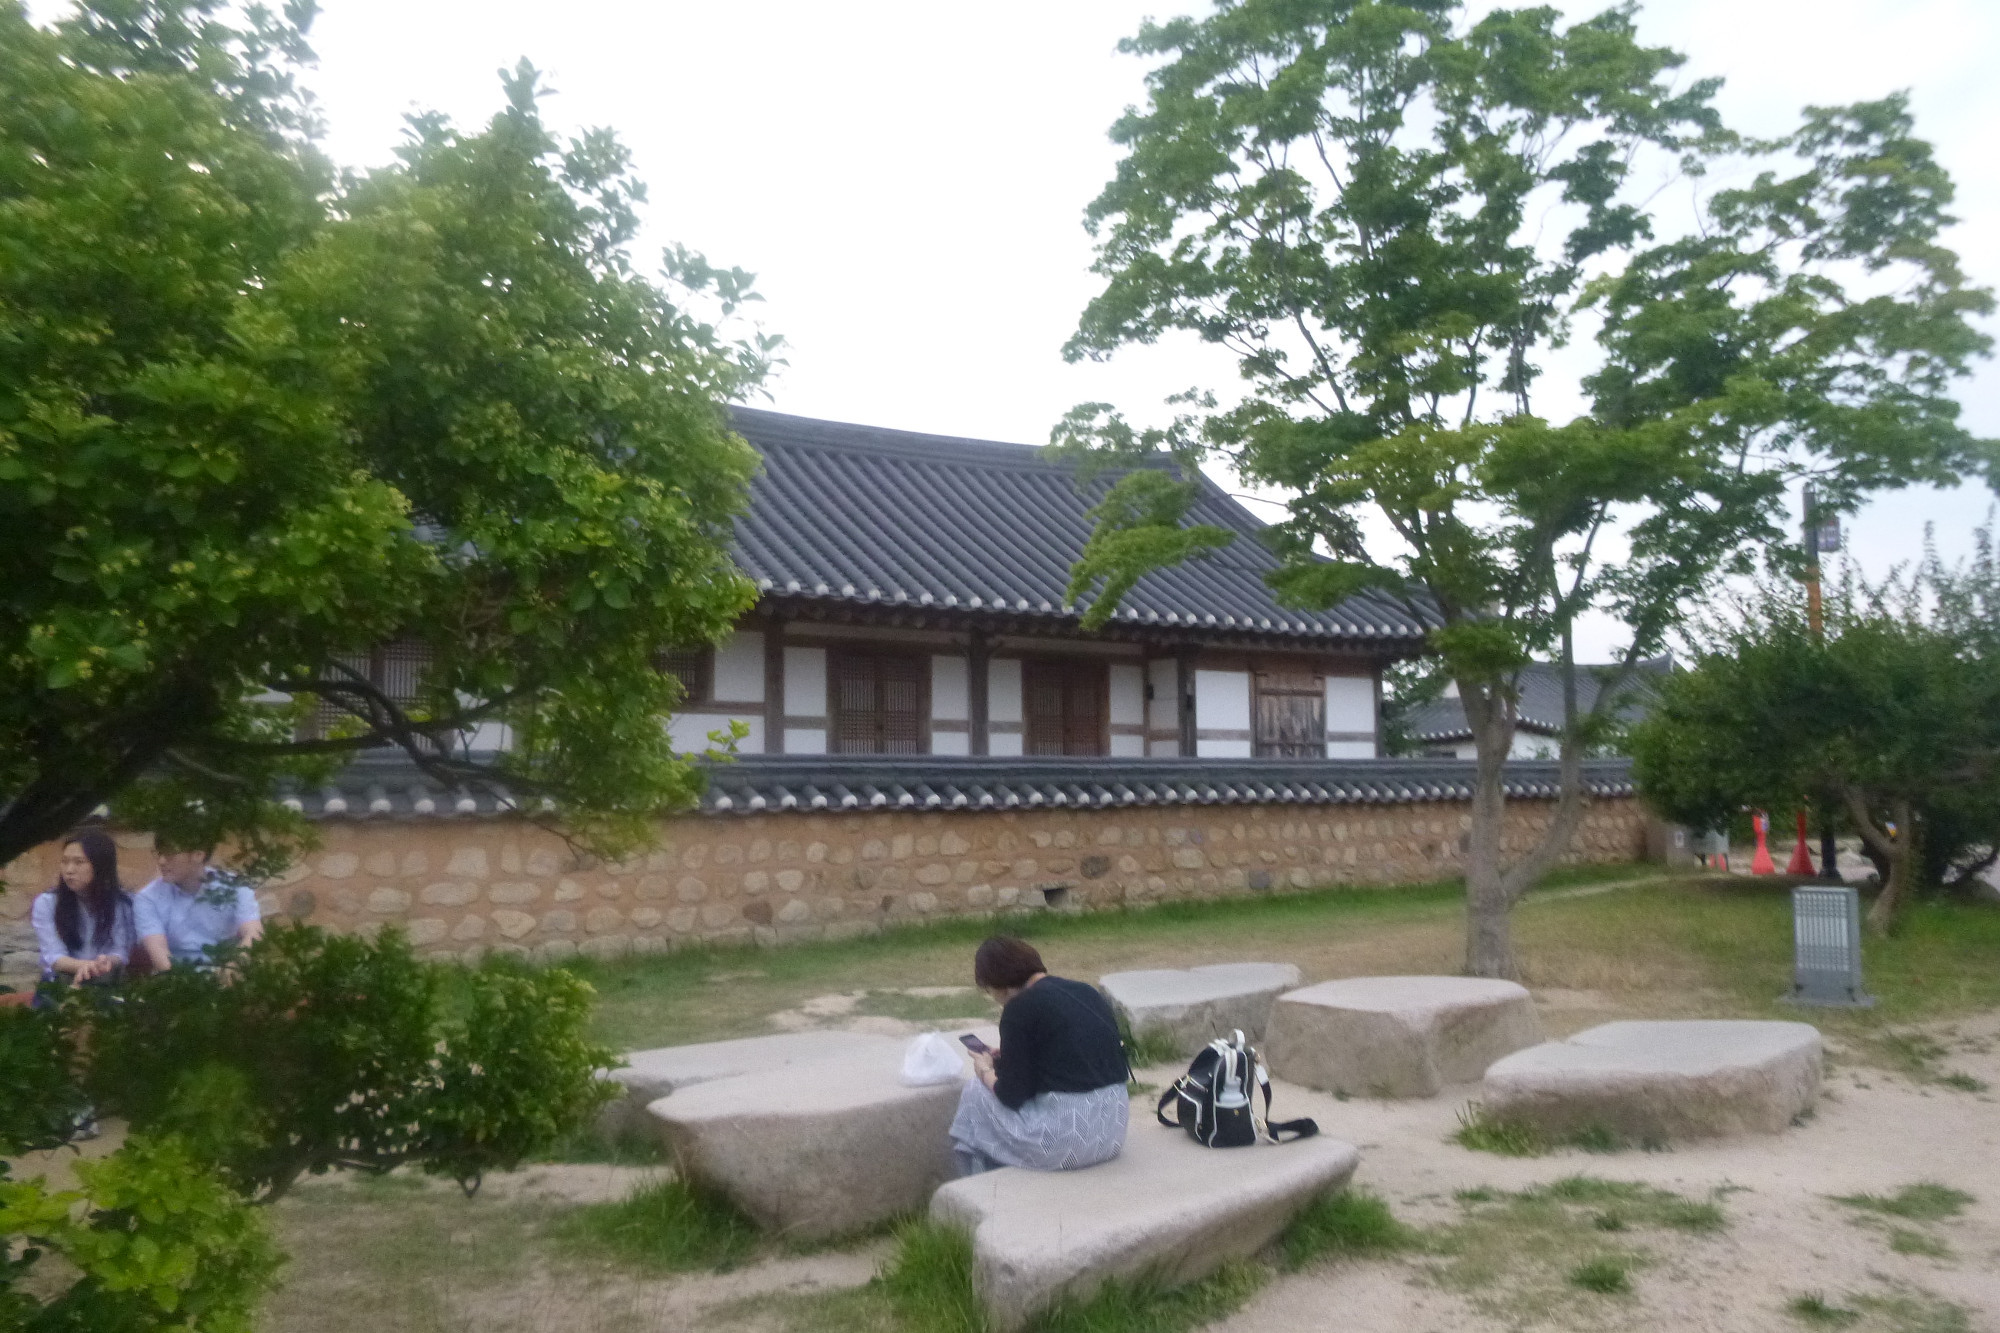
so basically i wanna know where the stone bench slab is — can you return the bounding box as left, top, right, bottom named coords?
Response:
left=599, top=1031, right=901, bottom=1140
left=1099, top=962, right=1302, bottom=1058
left=1265, top=976, right=1543, bottom=1098
left=648, top=1031, right=989, bottom=1240
left=933, top=1124, right=1360, bottom=1332
left=1481, top=1020, right=1823, bottom=1141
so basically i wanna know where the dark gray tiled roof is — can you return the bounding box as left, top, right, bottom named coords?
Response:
left=285, top=755, right=1634, bottom=821
left=1404, top=657, right=1673, bottom=743
left=727, top=408, right=1430, bottom=646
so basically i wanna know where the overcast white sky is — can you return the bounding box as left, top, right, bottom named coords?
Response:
left=115, top=0, right=2000, bottom=654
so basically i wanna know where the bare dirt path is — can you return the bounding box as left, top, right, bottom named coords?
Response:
left=1203, top=1009, right=2000, bottom=1333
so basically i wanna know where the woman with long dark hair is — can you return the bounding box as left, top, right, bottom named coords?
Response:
left=948, top=936, right=1130, bottom=1176
left=30, top=827, right=136, bottom=986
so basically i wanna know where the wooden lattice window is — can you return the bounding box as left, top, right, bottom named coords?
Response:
left=306, top=641, right=432, bottom=738
left=653, top=647, right=712, bottom=705
left=1254, top=668, right=1325, bottom=759
left=1023, top=659, right=1106, bottom=756
left=829, top=653, right=925, bottom=754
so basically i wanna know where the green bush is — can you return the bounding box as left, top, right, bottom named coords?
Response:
left=0, top=1003, right=87, bottom=1156
left=80, top=923, right=619, bottom=1201
left=1, top=1134, right=280, bottom=1332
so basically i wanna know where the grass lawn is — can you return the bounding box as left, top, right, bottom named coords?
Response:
left=259, top=864, right=2000, bottom=1333
left=567, top=865, right=2000, bottom=1072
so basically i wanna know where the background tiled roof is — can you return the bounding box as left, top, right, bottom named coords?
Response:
left=727, top=408, right=1430, bottom=646
left=1403, top=656, right=1674, bottom=743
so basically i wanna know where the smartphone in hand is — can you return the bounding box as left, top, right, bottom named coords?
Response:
left=958, top=1033, right=992, bottom=1055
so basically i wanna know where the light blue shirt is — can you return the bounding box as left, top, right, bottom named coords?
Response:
left=134, top=868, right=262, bottom=966
left=30, top=889, right=138, bottom=980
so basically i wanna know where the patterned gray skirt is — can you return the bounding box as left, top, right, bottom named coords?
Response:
left=949, top=1079, right=1129, bottom=1171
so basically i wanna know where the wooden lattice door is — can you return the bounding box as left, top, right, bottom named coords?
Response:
left=830, top=653, right=925, bottom=754
left=1023, top=659, right=1107, bottom=756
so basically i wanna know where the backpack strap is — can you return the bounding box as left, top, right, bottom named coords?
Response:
left=1156, top=1083, right=1183, bottom=1129
left=1250, top=1051, right=1319, bottom=1142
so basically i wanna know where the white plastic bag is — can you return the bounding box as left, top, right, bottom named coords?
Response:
left=900, top=1032, right=967, bottom=1087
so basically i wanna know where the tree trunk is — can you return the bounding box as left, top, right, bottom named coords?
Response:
left=1845, top=790, right=1915, bottom=936
left=1458, top=634, right=1610, bottom=978
left=1460, top=682, right=1520, bottom=978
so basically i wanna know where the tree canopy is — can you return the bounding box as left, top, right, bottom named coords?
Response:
left=0, top=0, right=781, bottom=870
left=1634, top=538, right=2000, bottom=931
left=1055, top=0, right=1994, bottom=974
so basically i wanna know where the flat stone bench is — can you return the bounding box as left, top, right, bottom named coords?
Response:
left=1099, top=962, right=1302, bottom=1058
left=599, top=1031, right=901, bottom=1140
left=648, top=1029, right=993, bottom=1240
left=1481, top=1020, right=1823, bottom=1141
left=1265, top=976, right=1543, bottom=1098
left=933, top=1124, right=1360, bottom=1332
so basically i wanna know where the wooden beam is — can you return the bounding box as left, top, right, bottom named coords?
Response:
left=968, top=629, right=990, bottom=757
left=1175, top=645, right=1197, bottom=758
left=764, top=617, right=786, bottom=754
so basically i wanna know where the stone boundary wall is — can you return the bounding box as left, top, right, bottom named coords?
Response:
left=2, top=797, right=1649, bottom=976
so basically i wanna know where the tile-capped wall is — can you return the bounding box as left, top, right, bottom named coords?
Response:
left=1, top=797, right=1649, bottom=976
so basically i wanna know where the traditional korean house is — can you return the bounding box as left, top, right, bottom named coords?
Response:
left=663, top=408, right=1430, bottom=765
left=0, top=410, right=1651, bottom=978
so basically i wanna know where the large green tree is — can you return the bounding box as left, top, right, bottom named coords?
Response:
left=0, top=0, right=780, bottom=870
left=1055, top=0, right=1994, bottom=975
left=1634, top=544, right=2000, bottom=933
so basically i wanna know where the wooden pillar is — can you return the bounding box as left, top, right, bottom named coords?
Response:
left=763, top=617, right=786, bottom=755
left=968, top=629, right=990, bottom=757
left=1175, top=645, right=1197, bottom=758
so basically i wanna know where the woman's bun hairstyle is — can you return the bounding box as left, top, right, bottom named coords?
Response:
left=974, top=936, right=1045, bottom=991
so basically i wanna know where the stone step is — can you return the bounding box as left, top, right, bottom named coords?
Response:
left=600, top=1030, right=903, bottom=1140
left=932, top=1122, right=1361, bottom=1332
left=1481, top=1019, right=1824, bottom=1141
left=1265, top=975, right=1544, bottom=1098
left=1099, top=962, right=1302, bottom=1057
left=646, top=1028, right=994, bottom=1240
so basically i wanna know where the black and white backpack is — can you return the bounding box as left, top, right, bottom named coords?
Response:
left=1155, top=1030, right=1318, bottom=1148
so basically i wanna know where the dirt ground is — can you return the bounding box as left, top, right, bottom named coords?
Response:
left=1206, top=1007, right=2000, bottom=1333
left=246, top=992, right=2000, bottom=1333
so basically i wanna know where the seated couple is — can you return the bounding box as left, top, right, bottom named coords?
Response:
left=30, top=828, right=264, bottom=994
left=950, top=936, right=1130, bottom=1177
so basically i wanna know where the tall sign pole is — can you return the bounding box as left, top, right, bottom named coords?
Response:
left=1803, top=485, right=1841, bottom=880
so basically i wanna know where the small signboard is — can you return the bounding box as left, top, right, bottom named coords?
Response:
left=1787, top=885, right=1873, bottom=1007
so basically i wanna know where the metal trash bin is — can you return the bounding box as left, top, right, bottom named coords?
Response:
left=1787, top=884, right=1874, bottom=1007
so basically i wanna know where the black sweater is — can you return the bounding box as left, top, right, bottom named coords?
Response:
left=992, top=976, right=1130, bottom=1109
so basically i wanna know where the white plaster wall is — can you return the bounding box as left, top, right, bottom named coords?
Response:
left=1109, top=664, right=1145, bottom=727
left=1195, top=670, right=1250, bottom=730
left=1447, top=733, right=1555, bottom=760
left=668, top=713, right=763, bottom=754
left=931, top=731, right=971, bottom=756
left=1147, top=659, right=1177, bottom=733
left=784, top=646, right=826, bottom=717
left=989, top=731, right=1024, bottom=757
left=467, top=722, right=513, bottom=752
left=932, top=655, right=969, bottom=721
left=712, top=630, right=765, bottom=704
left=1324, top=674, right=1376, bottom=757
left=988, top=659, right=1023, bottom=723
left=1195, top=669, right=1252, bottom=758
left=1110, top=734, right=1147, bottom=757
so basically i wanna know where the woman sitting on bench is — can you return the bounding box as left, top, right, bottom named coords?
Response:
left=950, top=936, right=1129, bottom=1176
left=30, top=827, right=138, bottom=1000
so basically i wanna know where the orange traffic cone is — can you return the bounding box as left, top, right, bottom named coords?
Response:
left=1786, top=810, right=1815, bottom=875
left=1750, top=810, right=1776, bottom=875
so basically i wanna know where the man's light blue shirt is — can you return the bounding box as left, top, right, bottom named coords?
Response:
left=134, top=868, right=261, bottom=966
